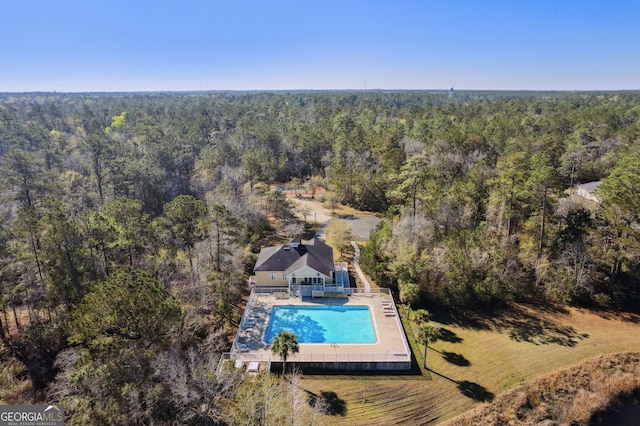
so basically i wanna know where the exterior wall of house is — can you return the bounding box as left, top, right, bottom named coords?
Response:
left=254, top=271, right=288, bottom=287
left=287, top=265, right=331, bottom=284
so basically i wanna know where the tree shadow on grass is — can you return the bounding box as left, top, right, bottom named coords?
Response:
left=307, top=390, right=347, bottom=416
left=431, top=303, right=590, bottom=347
left=429, top=347, right=471, bottom=367
left=431, top=308, right=491, bottom=331
left=428, top=369, right=494, bottom=402
left=436, top=327, right=463, bottom=343
left=442, top=351, right=471, bottom=366
left=501, top=308, right=588, bottom=347
left=457, top=381, right=495, bottom=402
left=596, top=309, right=640, bottom=323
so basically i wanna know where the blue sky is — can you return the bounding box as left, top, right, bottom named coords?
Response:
left=1, top=0, right=638, bottom=92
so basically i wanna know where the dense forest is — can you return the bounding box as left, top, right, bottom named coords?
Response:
left=0, top=90, right=639, bottom=423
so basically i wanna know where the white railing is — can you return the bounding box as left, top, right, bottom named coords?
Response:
left=348, top=287, right=392, bottom=298
left=294, top=352, right=409, bottom=362
left=230, top=289, right=260, bottom=357
left=290, top=284, right=324, bottom=291
left=233, top=352, right=267, bottom=361
left=288, top=284, right=351, bottom=295
left=253, top=286, right=290, bottom=294
left=247, top=286, right=392, bottom=297
left=334, top=262, right=348, bottom=271
left=215, top=352, right=232, bottom=376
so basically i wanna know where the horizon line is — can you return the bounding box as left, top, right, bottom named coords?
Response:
left=2, top=88, right=639, bottom=95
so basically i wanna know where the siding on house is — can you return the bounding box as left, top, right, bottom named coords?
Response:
left=287, top=265, right=331, bottom=283
left=254, top=271, right=288, bottom=287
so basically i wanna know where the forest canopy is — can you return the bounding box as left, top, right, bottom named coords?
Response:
left=0, top=90, right=639, bottom=422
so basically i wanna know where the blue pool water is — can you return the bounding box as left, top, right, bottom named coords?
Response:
left=265, top=305, right=376, bottom=343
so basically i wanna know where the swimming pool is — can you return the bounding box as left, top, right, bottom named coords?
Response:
left=265, top=305, right=376, bottom=344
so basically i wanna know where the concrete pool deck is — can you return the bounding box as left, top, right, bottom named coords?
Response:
left=231, top=290, right=412, bottom=370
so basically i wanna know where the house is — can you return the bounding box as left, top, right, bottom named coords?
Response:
left=577, top=181, right=602, bottom=203
left=249, top=237, right=348, bottom=296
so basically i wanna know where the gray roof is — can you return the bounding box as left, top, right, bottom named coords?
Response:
left=254, top=238, right=334, bottom=277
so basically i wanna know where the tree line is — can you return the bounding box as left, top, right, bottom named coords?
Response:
left=357, top=93, right=640, bottom=311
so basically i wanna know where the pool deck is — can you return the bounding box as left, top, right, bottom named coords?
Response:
left=232, top=290, right=412, bottom=370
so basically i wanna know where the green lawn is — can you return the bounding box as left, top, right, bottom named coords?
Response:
left=300, top=303, right=640, bottom=425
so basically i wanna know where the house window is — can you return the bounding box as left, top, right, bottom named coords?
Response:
left=270, top=273, right=277, bottom=281
left=292, top=277, right=296, bottom=284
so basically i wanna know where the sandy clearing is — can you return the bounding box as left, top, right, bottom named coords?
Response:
left=289, top=196, right=382, bottom=241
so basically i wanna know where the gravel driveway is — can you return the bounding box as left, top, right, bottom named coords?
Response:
left=332, top=215, right=383, bottom=241
left=290, top=196, right=383, bottom=241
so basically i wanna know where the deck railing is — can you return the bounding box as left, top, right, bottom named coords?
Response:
left=248, top=286, right=392, bottom=297
left=215, top=352, right=232, bottom=377
left=230, top=289, right=260, bottom=358
left=334, top=262, right=348, bottom=271
left=347, top=287, right=392, bottom=298
left=233, top=351, right=410, bottom=363
left=253, top=286, right=290, bottom=294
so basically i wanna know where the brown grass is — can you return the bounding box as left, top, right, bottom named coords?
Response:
left=257, top=200, right=640, bottom=424
left=0, top=347, right=32, bottom=404
left=299, top=303, right=640, bottom=425
left=443, top=352, right=640, bottom=425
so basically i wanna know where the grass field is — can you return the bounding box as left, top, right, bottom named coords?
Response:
left=299, top=302, right=640, bottom=425
left=443, top=351, right=640, bottom=425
